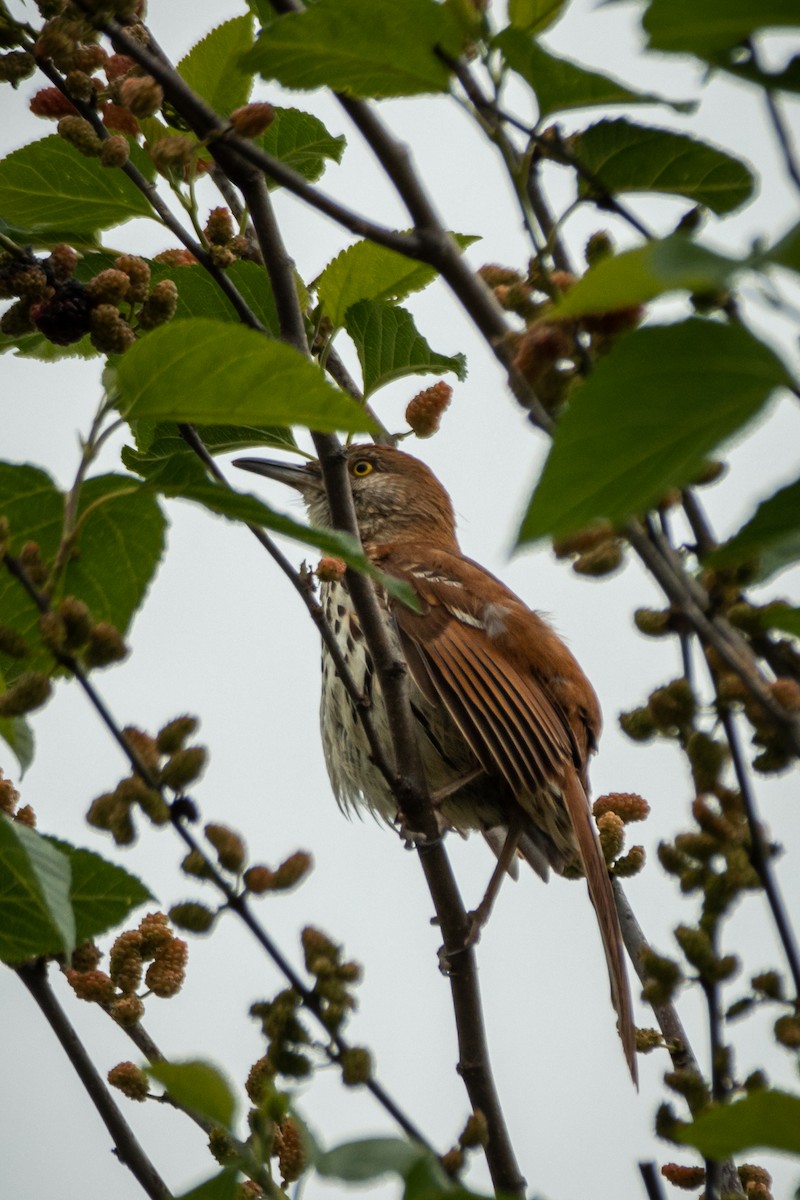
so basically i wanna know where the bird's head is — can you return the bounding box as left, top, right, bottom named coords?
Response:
left=234, top=443, right=458, bottom=548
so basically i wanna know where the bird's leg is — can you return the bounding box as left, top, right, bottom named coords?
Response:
left=465, top=816, right=523, bottom=947
left=429, top=766, right=486, bottom=805
left=394, top=766, right=487, bottom=845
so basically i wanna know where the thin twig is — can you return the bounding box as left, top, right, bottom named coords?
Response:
left=716, top=704, right=800, bottom=999
left=206, top=67, right=527, bottom=1193
left=2, top=553, right=433, bottom=1153
left=639, top=1161, right=667, bottom=1200
left=624, top=519, right=800, bottom=756
left=25, top=52, right=268, bottom=335
left=613, top=884, right=744, bottom=1198
left=15, top=961, right=172, bottom=1200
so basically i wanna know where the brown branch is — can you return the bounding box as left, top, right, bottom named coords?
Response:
left=175, top=424, right=400, bottom=790
left=716, top=703, right=800, bottom=999
left=623, top=519, right=800, bottom=757
left=15, top=961, right=172, bottom=1200
left=613, top=884, right=744, bottom=1198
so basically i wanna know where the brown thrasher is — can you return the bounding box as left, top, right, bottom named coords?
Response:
left=235, top=443, right=637, bottom=1081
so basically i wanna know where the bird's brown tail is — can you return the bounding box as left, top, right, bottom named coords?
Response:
left=562, top=772, right=638, bottom=1086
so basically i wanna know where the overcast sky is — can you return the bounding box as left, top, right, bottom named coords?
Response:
left=1, top=3, right=799, bottom=1199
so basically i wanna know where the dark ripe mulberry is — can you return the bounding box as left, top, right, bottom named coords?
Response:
left=31, top=280, right=92, bottom=345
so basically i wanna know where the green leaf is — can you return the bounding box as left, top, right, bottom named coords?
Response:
left=147, top=1061, right=237, bottom=1131
left=572, top=118, right=755, bottom=215
left=0, top=708, right=34, bottom=775
left=758, top=604, right=800, bottom=638
left=642, top=0, right=800, bottom=56
left=0, top=330, right=97, bottom=362
left=0, top=136, right=153, bottom=234
left=518, top=320, right=791, bottom=544
left=65, top=476, right=167, bottom=637
left=257, top=106, right=346, bottom=187
left=116, top=319, right=376, bottom=433
left=677, top=1090, right=800, bottom=1157
left=495, top=29, right=693, bottom=118
left=123, top=423, right=296, bottom=486
left=163, top=477, right=418, bottom=608
left=0, top=463, right=64, bottom=686
left=344, top=300, right=466, bottom=397
left=709, top=476, right=800, bottom=582
left=315, top=1137, right=427, bottom=1183
left=508, top=0, right=566, bottom=33
left=175, top=1171, right=239, bottom=1200
left=242, top=0, right=462, bottom=98
left=766, top=222, right=800, bottom=274
left=317, top=234, right=476, bottom=329
left=177, top=16, right=254, bottom=115
left=0, top=816, right=75, bottom=961
left=46, top=838, right=152, bottom=943
left=550, top=235, right=742, bottom=316
left=716, top=53, right=800, bottom=95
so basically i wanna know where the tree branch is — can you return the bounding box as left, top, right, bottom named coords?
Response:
left=15, top=960, right=172, bottom=1200
left=613, top=884, right=744, bottom=1198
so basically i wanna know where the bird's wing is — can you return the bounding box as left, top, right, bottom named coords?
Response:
left=374, top=544, right=637, bottom=1084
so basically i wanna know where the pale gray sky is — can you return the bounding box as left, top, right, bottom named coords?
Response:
left=1, top=3, right=799, bottom=1199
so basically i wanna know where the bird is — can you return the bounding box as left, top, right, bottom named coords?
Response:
left=234, top=443, right=637, bottom=1082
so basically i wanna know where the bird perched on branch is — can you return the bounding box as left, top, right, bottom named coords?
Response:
left=235, top=443, right=636, bottom=1082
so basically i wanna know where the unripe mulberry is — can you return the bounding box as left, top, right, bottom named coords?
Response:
left=119, top=75, right=163, bottom=117
left=0, top=50, right=35, bottom=85
left=205, top=207, right=235, bottom=246
left=110, top=993, right=145, bottom=1026
left=339, top=1047, right=372, bottom=1086
left=572, top=542, right=623, bottom=576
left=0, top=625, right=28, bottom=658
left=230, top=102, right=276, bottom=139
left=85, top=268, right=131, bottom=305
left=774, top=1014, right=800, bottom=1048
left=100, top=135, right=130, bottom=168
left=270, top=851, right=313, bottom=891
left=406, top=381, right=452, bottom=438
left=156, top=715, right=199, bottom=754
left=114, top=255, right=150, bottom=303
left=137, top=279, right=178, bottom=330
left=513, top=321, right=572, bottom=384
left=593, top=793, right=650, bottom=823
left=145, top=937, right=188, bottom=998
left=204, top=822, right=245, bottom=872
left=478, top=263, right=523, bottom=288
left=147, top=134, right=194, bottom=175
left=48, top=243, right=78, bottom=283
left=316, top=556, right=346, bottom=583
left=0, top=671, right=52, bottom=716
left=275, top=1116, right=306, bottom=1184
left=169, top=902, right=216, bottom=933
left=0, top=299, right=35, bottom=336
left=108, top=1061, right=149, bottom=1101
left=161, top=746, right=207, bottom=790
left=597, top=811, right=624, bottom=864
left=660, top=1164, right=705, bottom=1190
left=153, top=248, right=197, bottom=267
left=109, top=929, right=143, bottom=992
left=57, top=114, right=102, bottom=157
left=89, top=305, right=136, bottom=355
left=65, top=967, right=116, bottom=1004
left=584, top=230, right=613, bottom=267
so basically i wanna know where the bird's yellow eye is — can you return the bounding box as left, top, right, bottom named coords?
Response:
left=352, top=460, right=373, bottom=477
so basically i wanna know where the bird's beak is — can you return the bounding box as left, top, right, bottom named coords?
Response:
left=233, top=456, right=321, bottom=494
